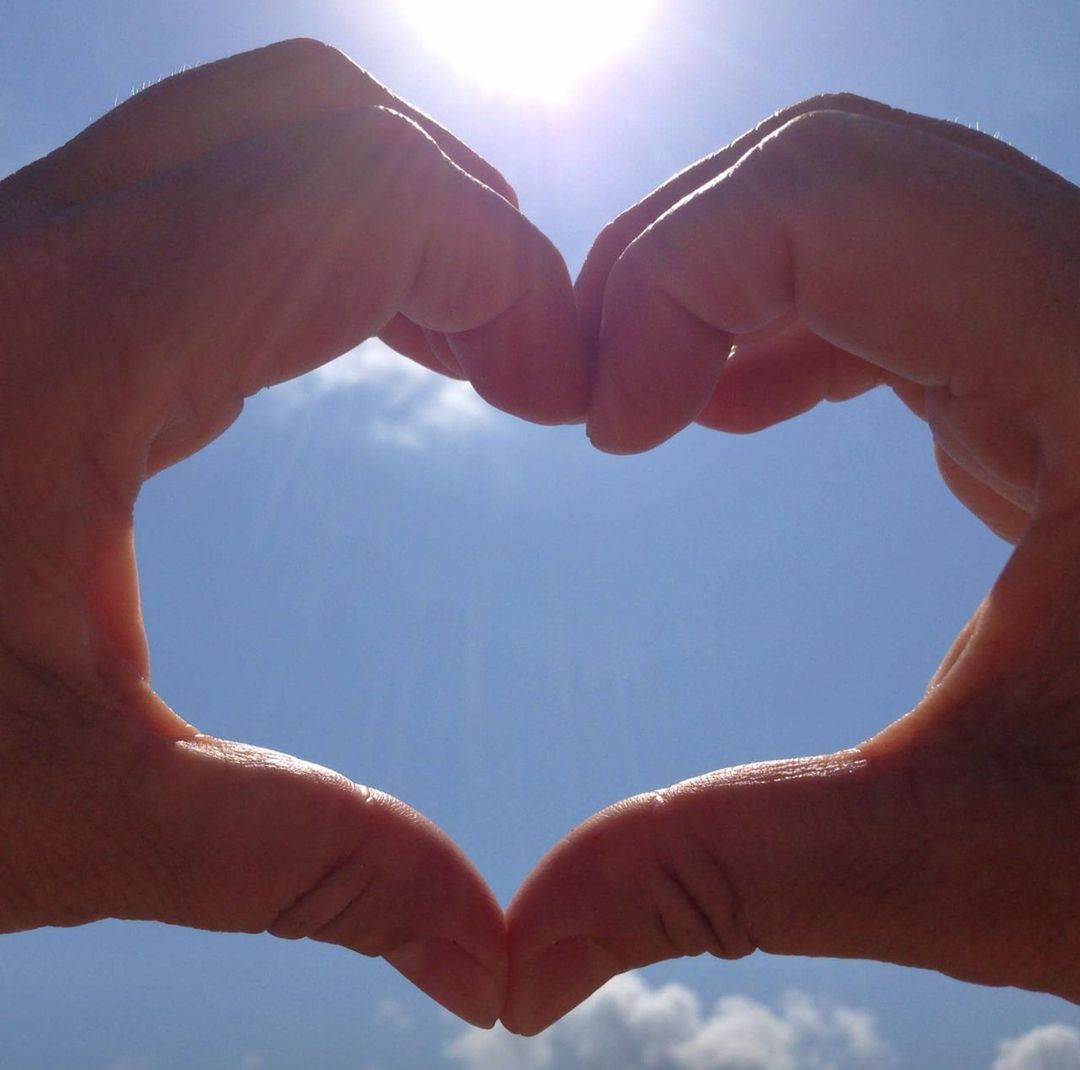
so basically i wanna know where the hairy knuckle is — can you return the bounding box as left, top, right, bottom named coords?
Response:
left=796, top=90, right=880, bottom=116
left=737, top=108, right=881, bottom=215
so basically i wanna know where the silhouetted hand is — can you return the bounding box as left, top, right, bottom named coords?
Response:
left=0, top=38, right=585, bottom=1029
left=504, top=94, right=1080, bottom=1034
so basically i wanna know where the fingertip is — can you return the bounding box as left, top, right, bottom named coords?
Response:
left=502, top=935, right=622, bottom=1036
left=423, top=328, right=467, bottom=378
left=584, top=417, right=656, bottom=455
left=574, top=224, right=624, bottom=360
left=387, top=935, right=507, bottom=1029
left=585, top=258, right=731, bottom=454
left=447, top=240, right=590, bottom=426
left=379, top=827, right=508, bottom=1028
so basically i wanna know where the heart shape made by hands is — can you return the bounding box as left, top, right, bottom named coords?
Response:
left=1, top=39, right=1080, bottom=1037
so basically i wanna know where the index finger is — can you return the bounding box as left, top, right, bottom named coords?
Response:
left=586, top=109, right=1080, bottom=517
left=576, top=92, right=1076, bottom=354
left=2, top=38, right=518, bottom=209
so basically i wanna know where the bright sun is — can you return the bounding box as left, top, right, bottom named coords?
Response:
left=399, top=0, right=656, bottom=102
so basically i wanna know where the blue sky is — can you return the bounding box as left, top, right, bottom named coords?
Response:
left=2, top=1, right=1079, bottom=1067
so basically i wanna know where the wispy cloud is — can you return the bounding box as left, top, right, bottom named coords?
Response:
left=445, top=974, right=897, bottom=1070
left=375, top=997, right=414, bottom=1033
left=273, top=338, right=497, bottom=450
left=992, top=1024, right=1080, bottom=1070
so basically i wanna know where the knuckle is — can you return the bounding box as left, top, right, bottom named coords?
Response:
left=267, top=36, right=339, bottom=65
left=792, top=90, right=881, bottom=116
left=319, top=105, right=444, bottom=184
left=641, top=788, right=757, bottom=962
left=266, top=37, right=388, bottom=108
left=358, top=105, right=439, bottom=159
left=266, top=37, right=358, bottom=83
left=265, top=780, right=415, bottom=955
left=740, top=108, right=880, bottom=206
left=590, top=217, right=641, bottom=273
left=771, top=107, right=871, bottom=154
left=293, top=106, right=446, bottom=219
left=608, top=228, right=670, bottom=298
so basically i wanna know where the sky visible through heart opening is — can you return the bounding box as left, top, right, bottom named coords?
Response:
left=2, top=1, right=1080, bottom=1069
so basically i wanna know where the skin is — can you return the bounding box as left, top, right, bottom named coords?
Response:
left=503, top=95, right=1080, bottom=1033
left=0, top=38, right=586, bottom=1031
left=3, top=42, right=1079, bottom=1036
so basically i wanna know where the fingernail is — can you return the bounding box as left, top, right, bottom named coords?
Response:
left=424, top=329, right=465, bottom=378
left=386, top=937, right=505, bottom=1030
left=503, top=935, right=620, bottom=1036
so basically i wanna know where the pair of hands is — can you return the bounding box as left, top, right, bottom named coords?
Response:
left=1, top=39, right=1078, bottom=1034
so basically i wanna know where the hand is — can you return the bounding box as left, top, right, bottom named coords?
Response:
left=504, top=94, right=1080, bottom=1034
left=0, top=39, right=585, bottom=1029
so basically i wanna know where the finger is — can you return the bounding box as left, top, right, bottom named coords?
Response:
left=586, top=109, right=1080, bottom=519
left=34, top=105, right=583, bottom=486
left=576, top=92, right=1075, bottom=353
left=1, top=38, right=520, bottom=389
left=1, top=690, right=505, bottom=1027
left=379, top=315, right=465, bottom=378
left=4, top=38, right=518, bottom=209
left=695, top=319, right=884, bottom=434
left=933, top=442, right=1030, bottom=543
left=504, top=734, right=1079, bottom=1035
left=885, top=379, right=1031, bottom=541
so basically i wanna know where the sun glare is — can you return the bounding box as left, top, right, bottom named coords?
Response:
left=399, top=0, right=656, bottom=102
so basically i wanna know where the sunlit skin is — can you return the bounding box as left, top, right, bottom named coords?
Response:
left=399, top=0, right=655, bottom=101
left=503, top=97, right=1080, bottom=1033
left=0, top=39, right=587, bottom=1031
left=1, top=41, right=1079, bottom=1038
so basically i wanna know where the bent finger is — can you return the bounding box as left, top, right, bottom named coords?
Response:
left=576, top=92, right=1074, bottom=352
left=695, top=319, right=884, bottom=434
left=587, top=109, right=1080, bottom=501
left=5, top=38, right=517, bottom=209
left=33, top=106, right=582, bottom=486
left=933, top=443, right=1031, bottom=543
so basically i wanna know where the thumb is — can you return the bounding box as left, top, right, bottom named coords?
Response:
left=0, top=682, right=505, bottom=1028
left=504, top=730, right=1078, bottom=1034
left=504, top=752, right=905, bottom=1034
left=505, top=517, right=1080, bottom=1035
left=158, top=733, right=507, bottom=1028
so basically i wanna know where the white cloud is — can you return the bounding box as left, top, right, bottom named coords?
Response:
left=992, top=1025, right=1080, bottom=1070
left=444, top=974, right=897, bottom=1070
left=375, top=997, right=414, bottom=1032
left=274, top=338, right=496, bottom=449
left=446, top=1026, right=553, bottom=1070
